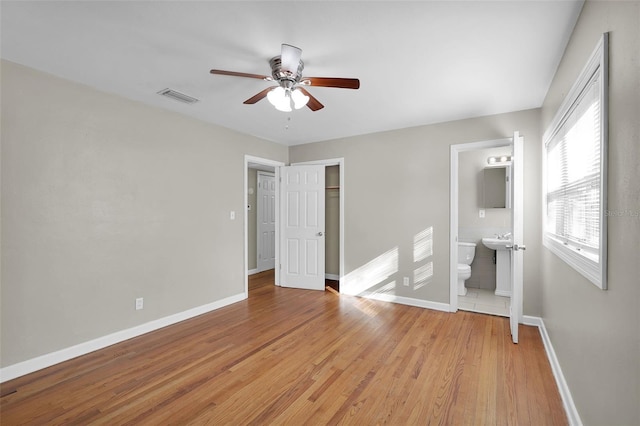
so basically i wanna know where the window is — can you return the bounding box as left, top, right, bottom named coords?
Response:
left=543, top=33, right=608, bottom=289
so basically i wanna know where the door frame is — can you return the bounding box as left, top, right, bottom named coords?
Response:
left=291, top=158, right=345, bottom=284
left=244, top=155, right=285, bottom=296
left=449, top=138, right=517, bottom=313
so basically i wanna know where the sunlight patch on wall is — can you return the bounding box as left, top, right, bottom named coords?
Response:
left=413, top=227, right=434, bottom=290
left=413, top=227, right=433, bottom=262
left=413, top=262, right=433, bottom=290
left=376, top=281, right=397, bottom=294
left=341, top=247, right=399, bottom=296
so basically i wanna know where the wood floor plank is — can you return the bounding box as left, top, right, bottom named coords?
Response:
left=0, top=271, right=567, bottom=425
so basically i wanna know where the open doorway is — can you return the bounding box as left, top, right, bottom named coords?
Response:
left=325, top=165, right=340, bottom=292
left=244, top=156, right=345, bottom=296
left=244, top=156, right=284, bottom=296
left=449, top=137, right=516, bottom=317
left=291, top=158, right=345, bottom=293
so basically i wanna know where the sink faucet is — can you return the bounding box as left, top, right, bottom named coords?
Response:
left=495, top=232, right=512, bottom=240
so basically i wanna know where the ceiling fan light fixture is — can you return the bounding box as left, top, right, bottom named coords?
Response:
left=267, top=87, right=292, bottom=112
left=291, top=88, right=309, bottom=110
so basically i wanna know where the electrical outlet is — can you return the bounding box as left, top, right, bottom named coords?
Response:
left=230, top=211, right=236, bottom=220
left=479, top=209, right=486, bottom=218
left=135, top=297, right=144, bottom=310
left=403, top=277, right=410, bottom=287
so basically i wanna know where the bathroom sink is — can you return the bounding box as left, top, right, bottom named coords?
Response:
left=482, top=237, right=512, bottom=251
left=482, top=237, right=513, bottom=297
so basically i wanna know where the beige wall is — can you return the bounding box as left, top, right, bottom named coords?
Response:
left=290, top=108, right=541, bottom=313
left=459, top=147, right=512, bottom=290
left=0, top=60, right=288, bottom=367
left=539, top=1, right=640, bottom=424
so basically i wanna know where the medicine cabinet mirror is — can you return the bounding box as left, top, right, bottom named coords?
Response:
left=483, top=165, right=511, bottom=208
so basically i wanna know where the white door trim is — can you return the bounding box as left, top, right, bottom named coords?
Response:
left=291, top=158, right=345, bottom=283
left=244, top=155, right=285, bottom=296
left=449, top=138, right=513, bottom=312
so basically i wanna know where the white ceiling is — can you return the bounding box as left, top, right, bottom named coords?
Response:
left=1, top=1, right=583, bottom=146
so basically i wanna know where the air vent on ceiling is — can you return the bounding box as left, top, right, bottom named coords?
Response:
left=157, top=88, right=199, bottom=105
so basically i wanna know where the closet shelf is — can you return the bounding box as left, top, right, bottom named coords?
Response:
left=325, top=186, right=340, bottom=190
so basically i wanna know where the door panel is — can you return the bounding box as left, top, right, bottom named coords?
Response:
left=280, top=165, right=325, bottom=290
left=287, top=192, right=299, bottom=226
left=257, top=172, right=276, bottom=272
left=287, top=240, right=299, bottom=274
left=510, top=131, right=524, bottom=343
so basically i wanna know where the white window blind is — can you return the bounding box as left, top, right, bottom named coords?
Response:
left=546, top=72, right=601, bottom=256
left=543, top=33, right=608, bottom=289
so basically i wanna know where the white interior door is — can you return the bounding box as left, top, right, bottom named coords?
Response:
left=280, top=165, right=325, bottom=290
left=509, top=131, right=525, bottom=343
left=257, top=172, right=276, bottom=272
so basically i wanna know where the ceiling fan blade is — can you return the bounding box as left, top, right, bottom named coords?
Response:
left=243, top=86, right=278, bottom=104
left=210, top=69, right=271, bottom=81
left=280, top=44, right=302, bottom=74
left=302, top=77, right=360, bottom=90
left=297, top=87, right=324, bottom=111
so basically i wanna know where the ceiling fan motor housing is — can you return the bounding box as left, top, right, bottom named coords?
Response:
left=269, top=56, right=304, bottom=87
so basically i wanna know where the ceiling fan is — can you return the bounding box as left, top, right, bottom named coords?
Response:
left=210, top=44, right=360, bottom=112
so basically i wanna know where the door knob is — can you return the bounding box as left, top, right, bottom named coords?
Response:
left=317, top=232, right=324, bottom=237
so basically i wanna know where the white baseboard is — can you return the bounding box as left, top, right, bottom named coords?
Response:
left=325, top=273, right=340, bottom=281
left=355, top=292, right=450, bottom=313
left=495, top=289, right=512, bottom=297
left=523, top=315, right=582, bottom=426
left=522, top=315, right=542, bottom=327
left=0, top=292, right=246, bottom=383
left=247, top=268, right=259, bottom=275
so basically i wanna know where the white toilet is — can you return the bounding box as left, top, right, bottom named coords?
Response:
left=457, top=242, right=477, bottom=296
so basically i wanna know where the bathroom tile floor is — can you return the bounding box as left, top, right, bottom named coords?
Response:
left=459, top=288, right=510, bottom=317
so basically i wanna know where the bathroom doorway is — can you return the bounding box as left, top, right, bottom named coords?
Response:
left=449, top=135, right=523, bottom=321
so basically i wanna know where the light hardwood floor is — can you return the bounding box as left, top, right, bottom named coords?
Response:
left=1, top=270, right=567, bottom=425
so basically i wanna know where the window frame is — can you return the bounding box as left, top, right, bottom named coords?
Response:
left=542, top=33, right=608, bottom=290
